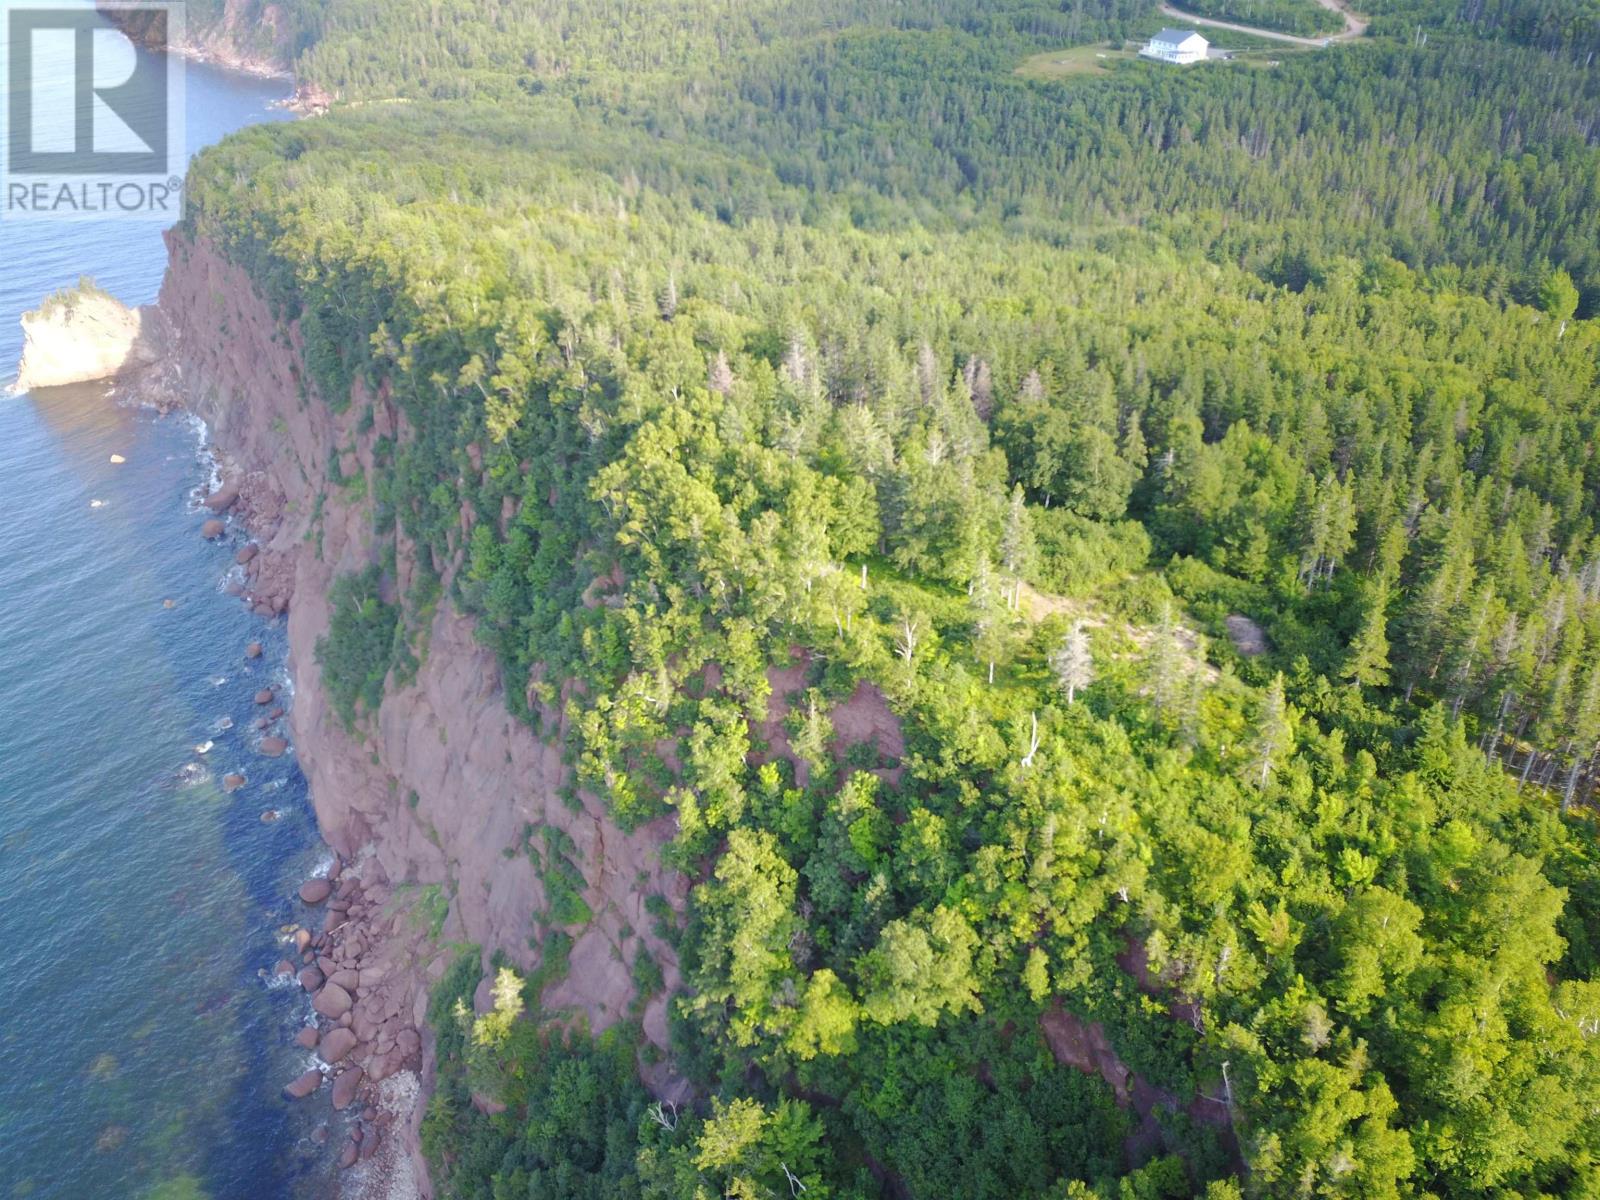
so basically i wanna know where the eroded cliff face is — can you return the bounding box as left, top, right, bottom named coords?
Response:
left=101, top=0, right=296, bottom=80
left=157, top=231, right=688, bottom=1195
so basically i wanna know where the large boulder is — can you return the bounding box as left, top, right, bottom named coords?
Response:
left=297, top=966, right=324, bottom=992
left=368, top=1050, right=403, bottom=1084
left=328, top=969, right=360, bottom=992
left=313, top=982, right=353, bottom=1020
left=294, top=1026, right=319, bottom=1050
left=201, top=519, right=225, bottom=540
left=299, top=879, right=331, bottom=904
left=244, top=642, right=263, bottom=660
left=282, top=1069, right=322, bottom=1100
left=254, top=688, right=275, bottom=706
left=203, top=484, right=239, bottom=512
left=319, top=1027, right=358, bottom=1065
left=259, top=736, right=288, bottom=758
left=330, top=1066, right=364, bottom=1111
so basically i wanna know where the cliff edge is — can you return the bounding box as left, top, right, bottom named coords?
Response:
left=152, top=229, right=688, bottom=1198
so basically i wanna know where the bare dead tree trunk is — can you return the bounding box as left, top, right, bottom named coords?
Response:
left=1020, top=712, right=1040, bottom=770
left=1562, top=755, right=1583, bottom=814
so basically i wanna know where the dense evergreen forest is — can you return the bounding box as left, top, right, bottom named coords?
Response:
left=180, top=0, right=1600, bottom=1196
left=1177, top=0, right=1344, bottom=37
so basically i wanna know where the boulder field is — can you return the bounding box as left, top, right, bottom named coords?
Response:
left=278, top=865, right=426, bottom=1174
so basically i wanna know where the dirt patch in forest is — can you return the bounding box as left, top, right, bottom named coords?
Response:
left=1224, top=614, right=1269, bottom=656
left=1037, top=937, right=1238, bottom=1167
left=829, top=680, right=905, bottom=786
left=1040, top=997, right=1235, bottom=1169
left=1039, top=1006, right=1134, bottom=1105
left=751, top=649, right=813, bottom=785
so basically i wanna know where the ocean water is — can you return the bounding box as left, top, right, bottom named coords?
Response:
left=0, top=18, right=338, bottom=1200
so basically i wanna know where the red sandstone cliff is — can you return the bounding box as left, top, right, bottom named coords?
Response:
left=101, top=0, right=297, bottom=80
left=157, top=230, right=688, bottom=1197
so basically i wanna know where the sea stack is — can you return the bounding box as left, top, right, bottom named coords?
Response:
left=15, top=282, right=165, bottom=391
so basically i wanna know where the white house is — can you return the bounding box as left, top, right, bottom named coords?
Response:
left=1141, top=28, right=1209, bottom=65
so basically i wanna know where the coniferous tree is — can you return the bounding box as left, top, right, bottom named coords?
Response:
left=1049, top=619, right=1094, bottom=704
left=1145, top=602, right=1184, bottom=718
left=1343, top=587, right=1392, bottom=691
left=1561, top=661, right=1600, bottom=813
left=1247, top=673, right=1291, bottom=790
left=969, top=554, right=1006, bottom=684
left=708, top=349, right=734, bottom=396
left=999, top=484, right=1034, bottom=610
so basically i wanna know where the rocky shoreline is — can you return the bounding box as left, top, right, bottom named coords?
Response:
left=96, top=1, right=335, bottom=114
left=194, top=466, right=438, bottom=1200
left=275, top=860, right=423, bottom=1177
left=32, top=230, right=657, bottom=1198
left=10, top=40, right=426, bottom=1198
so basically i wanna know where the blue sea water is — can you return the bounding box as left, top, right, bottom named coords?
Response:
left=0, top=18, right=339, bottom=1200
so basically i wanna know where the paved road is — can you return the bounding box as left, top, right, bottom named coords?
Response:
left=1158, top=0, right=1368, bottom=47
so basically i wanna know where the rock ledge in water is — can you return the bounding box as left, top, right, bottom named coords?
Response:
left=283, top=1069, right=322, bottom=1100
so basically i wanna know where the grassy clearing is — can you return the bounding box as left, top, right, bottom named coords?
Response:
left=1015, top=43, right=1136, bottom=79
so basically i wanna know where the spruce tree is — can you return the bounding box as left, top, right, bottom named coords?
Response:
left=1343, top=588, right=1392, bottom=691
left=1247, top=673, right=1291, bottom=790
left=1049, top=619, right=1094, bottom=704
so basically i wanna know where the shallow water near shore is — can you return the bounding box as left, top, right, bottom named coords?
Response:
left=0, top=30, right=334, bottom=1200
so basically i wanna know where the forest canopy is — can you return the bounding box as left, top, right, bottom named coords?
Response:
left=179, top=0, right=1600, bottom=1196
